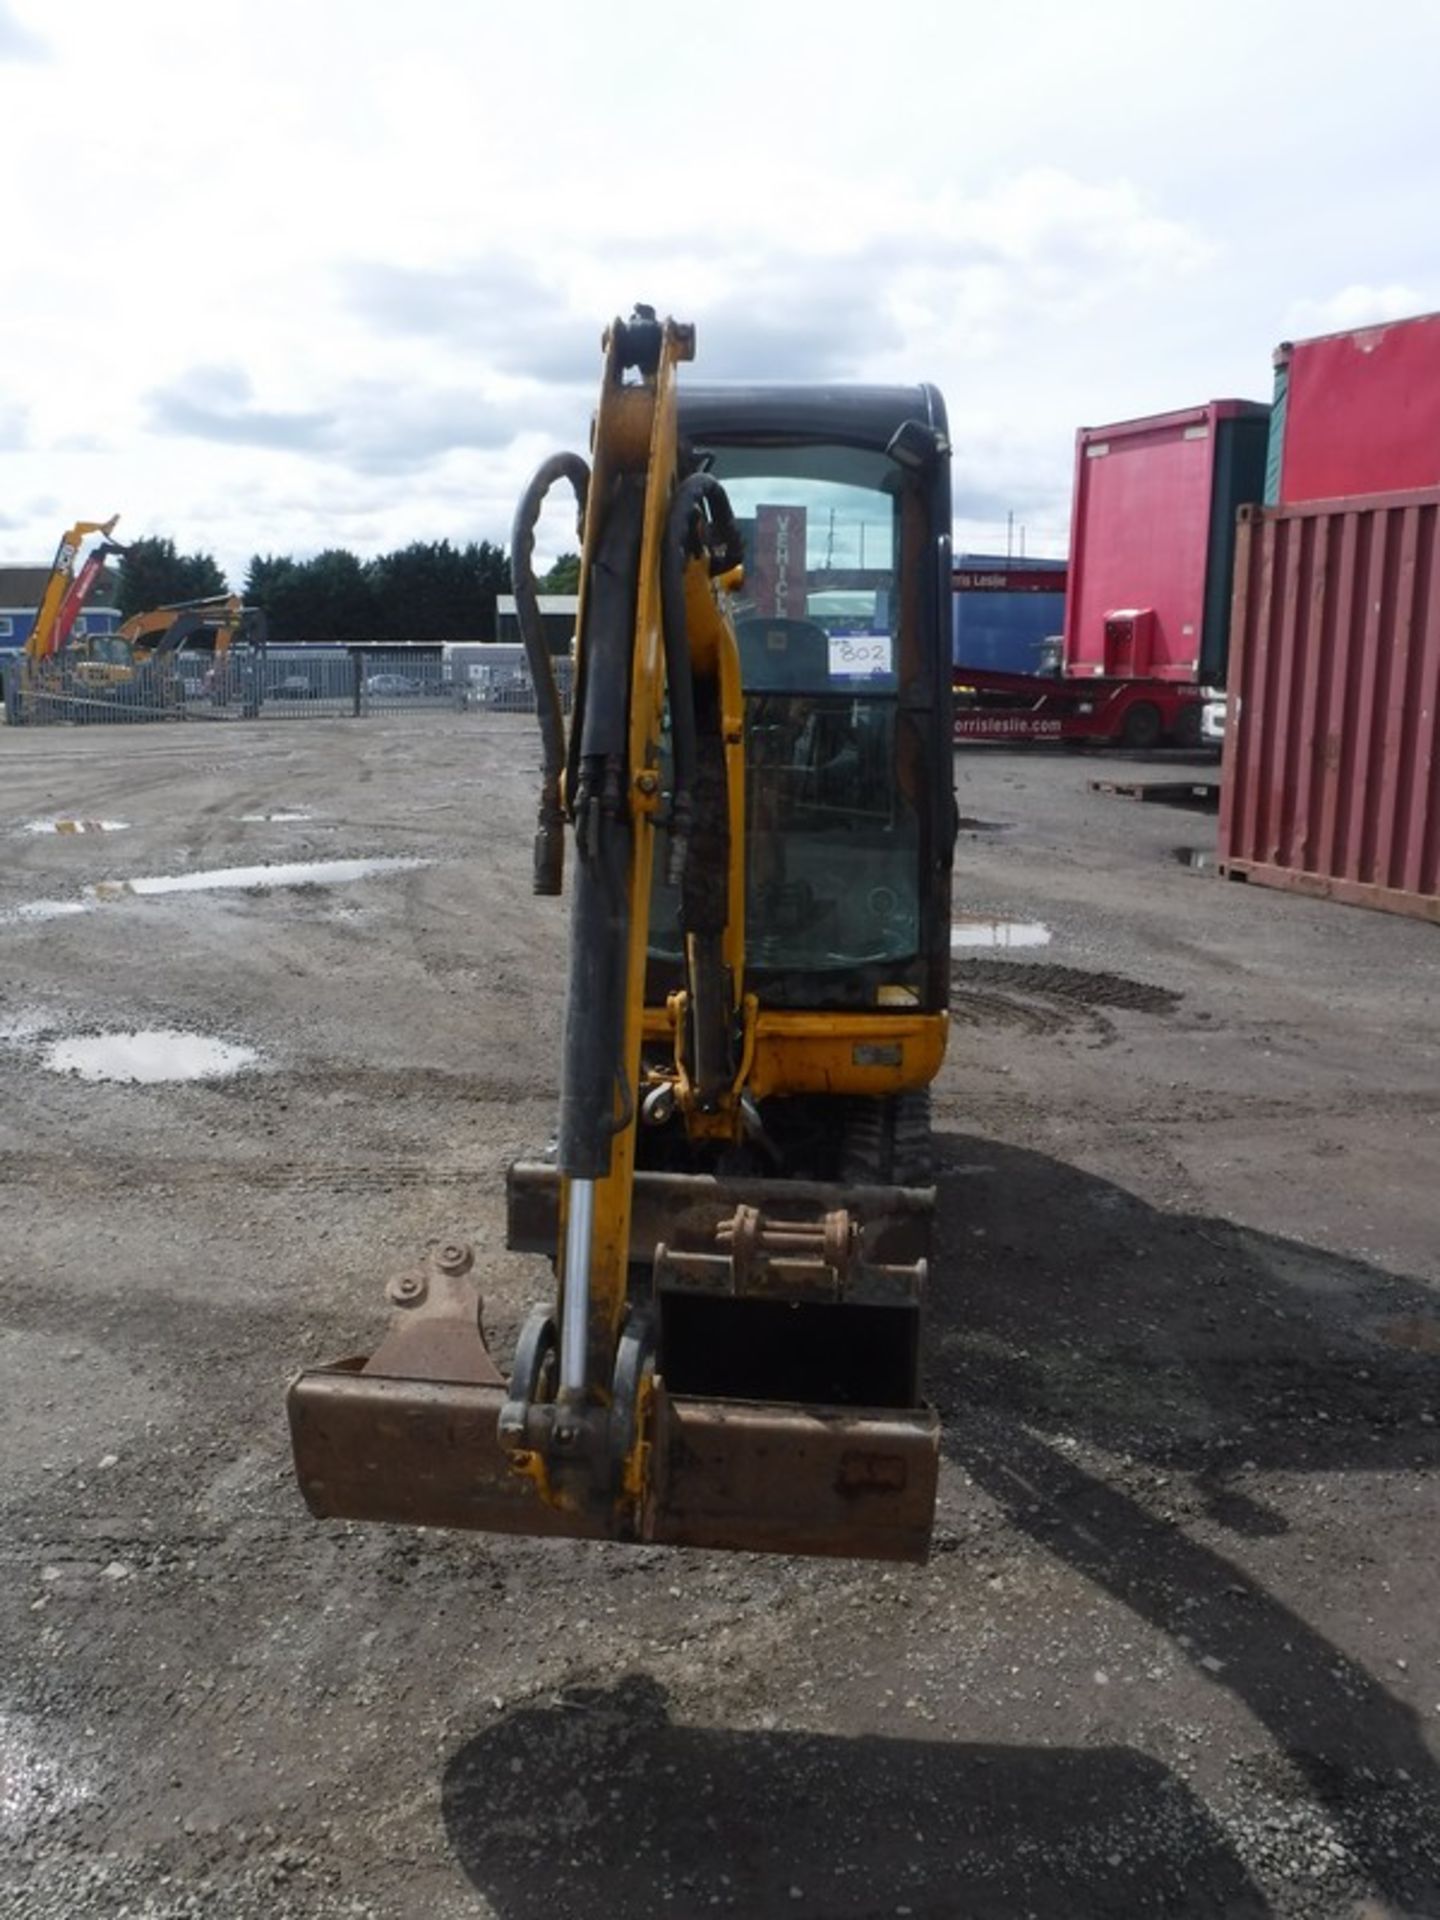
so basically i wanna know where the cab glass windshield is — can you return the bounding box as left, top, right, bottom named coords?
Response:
left=652, top=443, right=921, bottom=976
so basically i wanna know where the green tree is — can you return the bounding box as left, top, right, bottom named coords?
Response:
left=243, top=537, right=513, bottom=645
left=369, top=541, right=467, bottom=643
left=369, top=538, right=511, bottom=642
left=299, top=549, right=373, bottom=645
left=243, top=549, right=373, bottom=644
left=542, top=552, right=581, bottom=593
left=462, top=539, right=511, bottom=641
left=177, top=550, right=227, bottom=602
left=243, top=553, right=297, bottom=605
left=244, top=553, right=308, bottom=645
left=117, top=537, right=228, bottom=617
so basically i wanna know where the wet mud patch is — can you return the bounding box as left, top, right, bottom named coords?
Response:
left=953, top=959, right=1182, bottom=1015
left=1376, top=1313, right=1440, bottom=1355
left=949, top=984, right=1075, bottom=1037
left=950, top=960, right=1183, bottom=1043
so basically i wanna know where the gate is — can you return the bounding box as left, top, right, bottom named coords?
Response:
left=5, top=652, right=258, bottom=725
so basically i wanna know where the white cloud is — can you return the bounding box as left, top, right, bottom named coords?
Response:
left=0, top=398, right=29, bottom=447
left=1284, top=283, right=1438, bottom=339
left=2, top=0, right=1439, bottom=576
left=0, top=2, right=45, bottom=60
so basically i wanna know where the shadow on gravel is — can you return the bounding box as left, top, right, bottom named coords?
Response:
left=442, top=1673, right=1265, bottom=1919
left=437, top=1132, right=1440, bottom=1919
left=930, top=1130, right=1440, bottom=1914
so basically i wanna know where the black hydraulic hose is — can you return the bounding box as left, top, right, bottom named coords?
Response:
left=659, top=473, right=743, bottom=889
left=510, top=452, right=590, bottom=895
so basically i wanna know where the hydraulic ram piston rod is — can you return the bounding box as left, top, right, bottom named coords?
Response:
left=560, top=1178, right=595, bottom=1393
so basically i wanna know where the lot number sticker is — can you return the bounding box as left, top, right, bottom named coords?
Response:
left=828, top=633, right=892, bottom=677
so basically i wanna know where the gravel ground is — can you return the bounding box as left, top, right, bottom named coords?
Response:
left=1, top=712, right=1437, bottom=1919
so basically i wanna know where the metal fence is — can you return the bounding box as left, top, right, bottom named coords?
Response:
left=2, top=649, right=575, bottom=728
left=4, top=654, right=229, bottom=726
left=463, top=653, right=575, bottom=714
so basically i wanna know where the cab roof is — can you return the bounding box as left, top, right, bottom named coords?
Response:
left=678, top=383, right=947, bottom=452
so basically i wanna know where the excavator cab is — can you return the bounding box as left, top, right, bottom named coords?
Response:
left=289, top=315, right=956, bottom=1562
left=660, top=388, right=951, bottom=1025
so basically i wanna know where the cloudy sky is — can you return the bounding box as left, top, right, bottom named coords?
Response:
left=3, top=0, right=1438, bottom=585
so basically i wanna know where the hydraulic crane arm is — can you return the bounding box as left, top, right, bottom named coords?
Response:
left=51, top=533, right=127, bottom=656
left=25, top=516, right=120, bottom=660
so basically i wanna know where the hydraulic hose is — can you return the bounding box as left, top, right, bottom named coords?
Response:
left=659, top=473, right=743, bottom=888
left=510, top=452, right=591, bottom=895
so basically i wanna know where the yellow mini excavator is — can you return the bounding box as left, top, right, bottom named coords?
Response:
left=288, top=309, right=956, bottom=1561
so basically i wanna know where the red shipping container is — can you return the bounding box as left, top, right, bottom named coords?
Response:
left=1218, top=490, right=1440, bottom=923
left=1064, top=402, right=1269, bottom=685
left=1274, top=309, right=1440, bottom=505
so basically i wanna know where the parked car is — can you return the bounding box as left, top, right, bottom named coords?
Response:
left=272, top=673, right=317, bottom=699
left=365, top=672, right=419, bottom=697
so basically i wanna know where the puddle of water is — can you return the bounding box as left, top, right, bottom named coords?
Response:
left=43, top=1029, right=260, bottom=1084
left=951, top=917, right=1053, bottom=951
left=88, top=855, right=427, bottom=900
left=239, top=811, right=314, bottom=823
left=4, top=857, right=425, bottom=926
left=4, top=900, right=89, bottom=923
left=24, top=819, right=130, bottom=835
left=0, top=1711, right=93, bottom=1835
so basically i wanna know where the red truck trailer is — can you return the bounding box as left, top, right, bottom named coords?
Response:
left=1268, top=307, right=1440, bottom=505
left=954, top=401, right=1270, bottom=748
